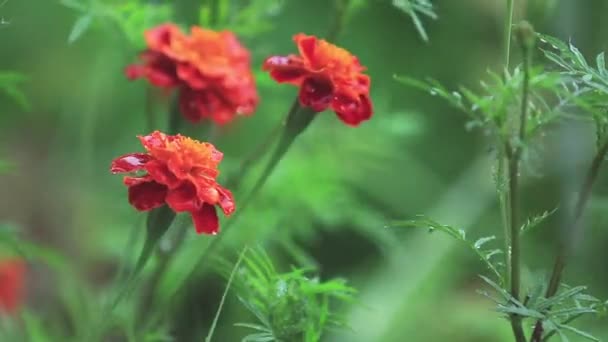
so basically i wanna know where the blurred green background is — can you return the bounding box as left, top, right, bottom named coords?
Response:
left=1, top=0, right=608, bottom=341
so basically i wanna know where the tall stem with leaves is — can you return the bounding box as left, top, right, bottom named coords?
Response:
left=506, top=21, right=534, bottom=342
left=165, top=0, right=353, bottom=311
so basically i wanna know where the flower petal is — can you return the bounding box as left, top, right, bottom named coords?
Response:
left=0, top=259, right=25, bottom=314
left=145, top=159, right=180, bottom=188
left=110, top=153, right=152, bottom=174
left=294, top=33, right=317, bottom=63
left=263, top=56, right=308, bottom=84
left=191, top=203, right=219, bottom=235
left=217, top=186, right=235, bottom=215
left=165, top=181, right=198, bottom=212
left=332, top=93, right=373, bottom=126
left=128, top=181, right=167, bottom=211
left=298, top=77, right=333, bottom=112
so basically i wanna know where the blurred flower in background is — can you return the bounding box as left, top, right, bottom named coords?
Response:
left=125, top=23, right=258, bottom=125
left=0, top=259, right=25, bottom=314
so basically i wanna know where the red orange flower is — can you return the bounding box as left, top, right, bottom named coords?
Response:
left=111, top=131, right=235, bottom=235
left=126, top=24, right=258, bottom=125
left=0, top=259, right=25, bottom=314
left=262, top=33, right=372, bottom=126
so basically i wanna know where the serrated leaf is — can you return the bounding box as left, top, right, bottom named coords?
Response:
left=497, top=304, right=544, bottom=319
left=391, top=0, right=437, bottom=42
left=596, top=52, right=606, bottom=76
left=68, top=14, right=93, bottom=44
left=474, top=236, right=496, bottom=249
left=557, top=323, right=599, bottom=341
left=234, top=323, right=272, bottom=333
left=520, top=208, right=558, bottom=235
left=537, top=286, right=587, bottom=311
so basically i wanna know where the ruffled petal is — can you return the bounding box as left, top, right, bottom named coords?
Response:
left=145, top=23, right=182, bottom=52
left=298, top=77, right=333, bottom=112
left=145, top=159, right=180, bottom=188
left=191, top=203, right=219, bottom=235
left=165, top=181, right=198, bottom=212
left=332, top=93, right=373, bottom=126
left=110, top=153, right=152, bottom=174
left=263, top=56, right=308, bottom=84
left=217, top=186, right=235, bottom=215
left=294, top=33, right=317, bottom=63
left=128, top=181, right=167, bottom=211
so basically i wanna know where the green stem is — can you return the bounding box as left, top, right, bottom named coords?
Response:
left=205, top=247, right=247, bottom=342
left=498, top=146, right=512, bottom=289
left=224, top=121, right=283, bottom=190
left=504, top=0, right=515, bottom=70
left=170, top=101, right=314, bottom=306
left=508, top=23, right=531, bottom=342
left=208, top=0, right=220, bottom=27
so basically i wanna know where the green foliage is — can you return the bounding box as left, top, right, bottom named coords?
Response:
left=520, top=207, right=558, bottom=236
left=218, top=0, right=285, bottom=37
left=0, top=71, right=29, bottom=111
left=395, top=66, right=569, bottom=143
left=390, top=0, right=437, bottom=42
left=390, top=217, right=504, bottom=284
left=61, top=0, right=173, bottom=46
left=218, top=247, right=356, bottom=342
left=479, top=276, right=606, bottom=342
left=538, top=34, right=608, bottom=144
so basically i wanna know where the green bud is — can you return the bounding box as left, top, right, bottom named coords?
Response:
left=515, top=21, right=536, bottom=51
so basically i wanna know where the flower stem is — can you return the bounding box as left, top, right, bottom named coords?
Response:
left=507, top=21, right=532, bottom=342
left=504, top=0, right=515, bottom=70
left=171, top=101, right=314, bottom=299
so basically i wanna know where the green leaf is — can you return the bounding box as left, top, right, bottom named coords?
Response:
left=597, top=52, right=606, bottom=76
left=391, top=218, right=503, bottom=283
left=0, top=71, right=30, bottom=111
left=557, top=323, right=600, bottom=341
left=60, top=0, right=87, bottom=11
left=474, top=236, right=496, bottom=249
left=520, top=208, right=558, bottom=235
left=68, top=14, right=93, bottom=44
left=390, top=0, right=437, bottom=42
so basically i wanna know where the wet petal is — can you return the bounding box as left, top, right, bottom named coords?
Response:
left=110, top=153, right=152, bottom=174
left=294, top=33, right=317, bottom=63
left=298, top=77, right=333, bottom=112
left=146, top=159, right=180, bottom=188
left=128, top=181, right=167, bottom=211
left=165, top=181, right=198, bottom=212
left=332, top=93, right=373, bottom=126
left=217, top=186, right=235, bottom=215
left=191, top=203, right=219, bottom=235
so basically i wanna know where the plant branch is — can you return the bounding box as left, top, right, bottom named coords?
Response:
left=504, top=0, right=514, bottom=70
left=507, top=21, right=533, bottom=342
left=530, top=137, right=608, bottom=341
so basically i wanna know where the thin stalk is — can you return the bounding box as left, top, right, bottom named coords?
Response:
left=504, top=0, right=515, bottom=70
left=498, top=146, right=512, bottom=289
left=208, top=0, right=220, bottom=27
left=205, top=247, right=247, bottom=342
left=531, top=138, right=608, bottom=342
left=508, top=23, right=532, bottom=342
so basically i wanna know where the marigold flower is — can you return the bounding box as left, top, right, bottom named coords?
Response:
left=126, top=24, right=258, bottom=125
left=0, top=259, right=25, bottom=314
left=262, top=33, right=373, bottom=126
left=111, top=131, right=235, bottom=235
